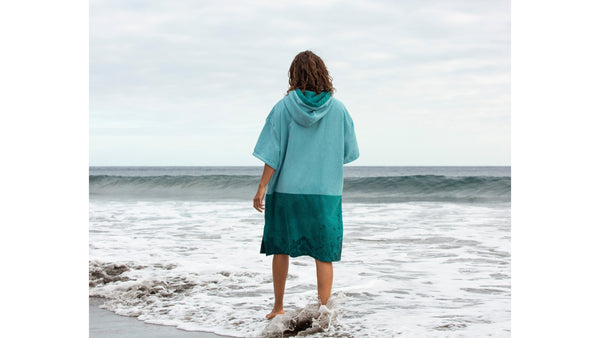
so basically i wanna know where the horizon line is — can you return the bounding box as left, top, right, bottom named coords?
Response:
left=89, top=164, right=512, bottom=167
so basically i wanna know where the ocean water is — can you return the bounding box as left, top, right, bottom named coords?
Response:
left=89, top=166, right=511, bottom=337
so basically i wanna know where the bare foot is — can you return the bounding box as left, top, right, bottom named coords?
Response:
left=265, top=308, right=285, bottom=319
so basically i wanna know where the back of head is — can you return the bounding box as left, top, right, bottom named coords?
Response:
left=287, top=50, right=336, bottom=95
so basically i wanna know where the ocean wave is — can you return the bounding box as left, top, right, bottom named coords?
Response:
left=343, top=175, right=510, bottom=202
left=89, top=174, right=510, bottom=203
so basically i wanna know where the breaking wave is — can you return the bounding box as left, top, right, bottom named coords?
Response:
left=89, top=174, right=510, bottom=203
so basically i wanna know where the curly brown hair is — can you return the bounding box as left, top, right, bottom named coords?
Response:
left=286, top=50, right=335, bottom=95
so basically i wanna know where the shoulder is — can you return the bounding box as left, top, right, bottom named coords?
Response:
left=329, top=97, right=352, bottom=124
left=265, top=95, right=291, bottom=127
left=329, top=97, right=349, bottom=113
left=266, top=97, right=287, bottom=119
left=330, top=97, right=355, bottom=127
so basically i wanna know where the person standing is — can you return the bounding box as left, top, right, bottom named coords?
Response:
left=252, top=50, right=359, bottom=320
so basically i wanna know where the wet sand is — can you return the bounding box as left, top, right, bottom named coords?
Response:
left=89, top=297, right=233, bottom=337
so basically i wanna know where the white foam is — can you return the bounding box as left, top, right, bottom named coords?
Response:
left=90, top=199, right=511, bottom=336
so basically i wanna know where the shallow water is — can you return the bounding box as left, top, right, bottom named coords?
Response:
left=89, top=196, right=510, bottom=336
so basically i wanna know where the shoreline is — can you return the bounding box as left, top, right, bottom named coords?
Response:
left=89, top=297, right=235, bottom=338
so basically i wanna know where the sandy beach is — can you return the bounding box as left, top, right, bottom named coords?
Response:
left=90, top=297, right=232, bottom=338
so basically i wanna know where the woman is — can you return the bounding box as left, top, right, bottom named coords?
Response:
left=252, top=50, right=359, bottom=320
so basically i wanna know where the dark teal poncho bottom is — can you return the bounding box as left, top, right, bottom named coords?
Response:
left=260, top=192, right=343, bottom=262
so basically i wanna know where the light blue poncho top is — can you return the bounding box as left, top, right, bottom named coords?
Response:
left=253, top=89, right=359, bottom=262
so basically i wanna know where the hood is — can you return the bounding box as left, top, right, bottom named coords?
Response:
left=283, top=89, right=333, bottom=127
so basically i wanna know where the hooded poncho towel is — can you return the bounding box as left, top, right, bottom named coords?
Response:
left=252, top=89, right=360, bottom=262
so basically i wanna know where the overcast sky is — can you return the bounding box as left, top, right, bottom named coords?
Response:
left=90, top=0, right=510, bottom=166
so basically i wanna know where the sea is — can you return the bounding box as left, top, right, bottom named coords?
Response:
left=89, top=166, right=511, bottom=337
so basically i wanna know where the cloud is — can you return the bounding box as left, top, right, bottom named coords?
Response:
left=90, top=0, right=510, bottom=165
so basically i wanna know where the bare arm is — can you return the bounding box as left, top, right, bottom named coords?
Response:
left=253, top=164, right=275, bottom=213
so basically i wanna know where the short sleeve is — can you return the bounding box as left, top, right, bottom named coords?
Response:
left=343, top=111, right=360, bottom=164
left=252, top=117, right=281, bottom=170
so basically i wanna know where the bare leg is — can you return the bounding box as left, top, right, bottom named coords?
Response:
left=266, top=254, right=289, bottom=319
left=315, top=259, right=333, bottom=306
